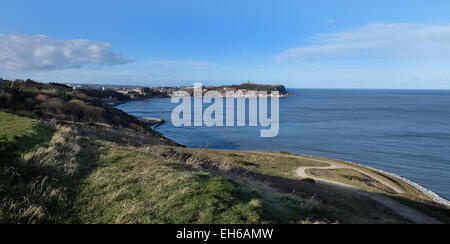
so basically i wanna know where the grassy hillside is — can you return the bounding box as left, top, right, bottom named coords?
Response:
left=1, top=81, right=448, bottom=224
left=1, top=111, right=413, bottom=224
left=0, top=80, right=174, bottom=145
left=0, top=111, right=55, bottom=223
left=74, top=145, right=318, bottom=224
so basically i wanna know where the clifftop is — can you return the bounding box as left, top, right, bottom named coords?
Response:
left=220, top=83, right=288, bottom=95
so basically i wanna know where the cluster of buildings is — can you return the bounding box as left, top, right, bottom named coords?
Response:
left=115, top=87, right=158, bottom=98
left=67, top=82, right=289, bottom=100
left=171, top=86, right=287, bottom=98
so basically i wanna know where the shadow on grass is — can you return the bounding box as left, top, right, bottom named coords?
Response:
left=0, top=123, right=103, bottom=224
left=0, top=123, right=54, bottom=165
left=50, top=137, right=102, bottom=223
left=159, top=147, right=450, bottom=224
left=0, top=123, right=55, bottom=223
left=157, top=150, right=365, bottom=223
left=393, top=196, right=450, bottom=224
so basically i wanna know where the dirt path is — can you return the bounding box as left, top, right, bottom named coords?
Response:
left=296, top=158, right=405, bottom=194
left=295, top=159, right=442, bottom=224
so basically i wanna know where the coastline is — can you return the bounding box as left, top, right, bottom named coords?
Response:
left=117, top=98, right=450, bottom=207
left=137, top=116, right=166, bottom=129
left=338, top=159, right=450, bottom=207
left=105, top=97, right=163, bottom=107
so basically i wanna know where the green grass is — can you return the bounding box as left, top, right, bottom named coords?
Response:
left=0, top=112, right=417, bottom=224
left=75, top=147, right=261, bottom=224
left=306, top=168, right=396, bottom=194
left=0, top=111, right=54, bottom=154
left=1, top=115, right=336, bottom=224
left=305, top=167, right=450, bottom=224
left=301, top=155, right=429, bottom=200
left=195, top=149, right=329, bottom=178
left=0, top=83, right=431, bottom=224
left=392, top=196, right=450, bottom=224
left=0, top=119, right=412, bottom=224
left=0, top=111, right=55, bottom=165
left=162, top=147, right=412, bottom=223
left=0, top=111, right=57, bottom=223
left=74, top=146, right=333, bottom=224
left=0, top=111, right=38, bottom=140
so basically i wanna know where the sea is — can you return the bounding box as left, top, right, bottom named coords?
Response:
left=117, top=89, right=450, bottom=200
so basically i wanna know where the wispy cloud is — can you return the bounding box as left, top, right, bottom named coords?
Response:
left=0, top=34, right=130, bottom=71
left=0, top=59, right=217, bottom=85
left=138, top=60, right=216, bottom=68
left=275, top=23, right=450, bottom=62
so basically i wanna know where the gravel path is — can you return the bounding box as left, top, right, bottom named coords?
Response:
left=296, top=159, right=442, bottom=224
left=296, top=158, right=405, bottom=194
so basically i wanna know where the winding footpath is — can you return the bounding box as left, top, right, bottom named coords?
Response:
left=295, top=158, right=442, bottom=224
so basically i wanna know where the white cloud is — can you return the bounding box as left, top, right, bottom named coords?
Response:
left=275, top=23, right=450, bottom=62
left=0, top=34, right=129, bottom=71
left=0, top=58, right=217, bottom=85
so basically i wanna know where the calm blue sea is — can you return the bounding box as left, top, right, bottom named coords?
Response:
left=117, top=89, right=450, bottom=200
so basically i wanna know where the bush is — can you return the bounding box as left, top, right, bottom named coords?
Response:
left=0, top=90, right=12, bottom=105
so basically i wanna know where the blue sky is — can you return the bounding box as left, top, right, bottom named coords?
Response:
left=1, top=0, right=450, bottom=88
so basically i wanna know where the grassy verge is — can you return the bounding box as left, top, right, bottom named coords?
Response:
left=301, top=155, right=429, bottom=200
left=306, top=168, right=396, bottom=194
left=192, top=149, right=329, bottom=178
left=75, top=146, right=262, bottom=224
left=74, top=145, right=341, bottom=224
left=392, top=196, right=450, bottom=224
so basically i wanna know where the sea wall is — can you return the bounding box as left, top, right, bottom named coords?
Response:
left=342, top=160, right=450, bottom=207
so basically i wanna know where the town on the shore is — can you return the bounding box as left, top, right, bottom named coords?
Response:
left=0, top=78, right=290, bottom=106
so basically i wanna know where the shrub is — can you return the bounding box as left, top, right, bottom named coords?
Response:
left=0, top=90, right=12, bottom=105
